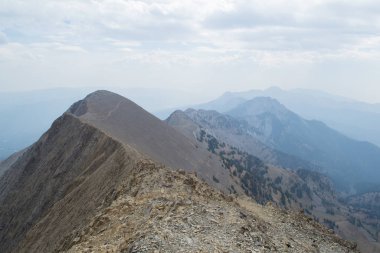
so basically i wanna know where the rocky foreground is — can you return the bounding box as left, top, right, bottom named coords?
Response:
left=67, top=160, right=357, bottom=253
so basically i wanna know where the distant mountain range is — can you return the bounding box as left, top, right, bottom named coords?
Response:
left=227, top=97, right=380, bottom=193
left=168, top=96, right=380, bottom=194
left=194, top=86, right=380, bottom=147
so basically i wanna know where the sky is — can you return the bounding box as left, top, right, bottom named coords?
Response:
left=0, top=0, right=380, bottom=103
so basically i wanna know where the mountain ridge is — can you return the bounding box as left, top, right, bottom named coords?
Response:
left=65, top=90, right=239, bottom=193
left=0, top=90, right=366, bottom=252
left=195, top=87, right=380, bottom=147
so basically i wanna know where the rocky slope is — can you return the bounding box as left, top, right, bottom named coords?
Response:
left=67, top=161, right=357, bottom=253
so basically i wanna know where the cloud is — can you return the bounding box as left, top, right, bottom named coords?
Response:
left=199, top=0, right=380, bottom=66
left=0, top=32, right=8, bottom=44
left=1, top=0, right=378, bottom=57
left=1, top=0, right=380, bottom=102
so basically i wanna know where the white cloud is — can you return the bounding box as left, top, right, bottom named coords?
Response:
left=1, top=0, right=378, bottom=57
left=0, top=0, right=380, bottom=102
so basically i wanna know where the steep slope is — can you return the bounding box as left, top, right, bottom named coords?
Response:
left=0, top=149, right=25, bottom=177
left=195, top=86, right=380, bottom=147
left=66, top=161, right=357, bottom=253
left=0, top=113, right=140, bottom=253
left=228, top=97, right=380, bottom=193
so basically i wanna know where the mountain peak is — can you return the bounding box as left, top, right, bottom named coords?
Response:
left=65, top=91, right=237, bottom=194
left=165, top=109, right=192, bottom=125
left=84, top=90, right=130, bottom=104
left=265, top=86, right=283, bottom=93
left=68, top=89, right=138, bottom=118
left=229, top=96, right=293, bottom=120
left=248, top=96, right=282, bottom=105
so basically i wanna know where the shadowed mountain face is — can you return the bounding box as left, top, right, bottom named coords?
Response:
left=0, top=113, right=136, bottom=253
left=227, top=97, right=380, bottom=193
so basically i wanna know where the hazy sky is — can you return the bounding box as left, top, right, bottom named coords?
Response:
left=0, top=0, right=380, bottom=103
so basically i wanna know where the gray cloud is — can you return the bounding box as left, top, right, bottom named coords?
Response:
left=202, top=0, right=380, bottom=52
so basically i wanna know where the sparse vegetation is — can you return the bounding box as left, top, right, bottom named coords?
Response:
left=326, top=208, right=335, bottom=215
left=323, top=218, right=336, bottom=230
left=207, top=136, right=219, bottom=153
left=198, top=129, right=206, bottom=142
left=274, top=176, right=282, bottom=185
